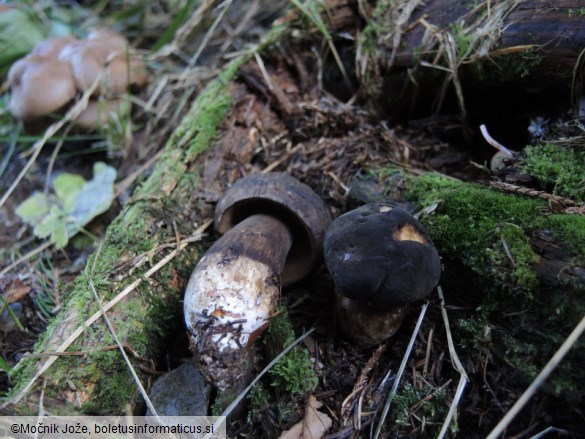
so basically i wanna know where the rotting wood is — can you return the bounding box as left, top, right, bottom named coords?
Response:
left=353, top=0, right=585, bottom=118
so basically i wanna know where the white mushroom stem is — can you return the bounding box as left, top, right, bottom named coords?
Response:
left=479, top=124, right=515, bottom=157
left=184, top=213, right=293, bottom=388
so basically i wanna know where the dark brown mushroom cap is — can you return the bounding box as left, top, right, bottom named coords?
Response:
left=324, top=203, right=441, bottom=308
left=214, top=172, right=332, bottom=285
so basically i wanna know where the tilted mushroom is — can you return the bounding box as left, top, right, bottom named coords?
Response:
left=59, top=36, right=147, bottom=96
left=324, top=203, right=441, bottom=345
left=184, top=173, right=331, bottom=388
left=7, top=54, right=76, bottom=120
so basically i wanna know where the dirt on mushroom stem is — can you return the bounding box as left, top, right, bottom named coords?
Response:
left=184, top=214, right=293, bottom=389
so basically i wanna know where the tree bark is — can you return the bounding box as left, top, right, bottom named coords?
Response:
left=355, top=0, right=585, bottom=118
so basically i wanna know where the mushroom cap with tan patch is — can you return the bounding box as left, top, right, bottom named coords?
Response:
left=8, top=55, right=76, bottom=120
left=324, top=203, right=441, bottom=308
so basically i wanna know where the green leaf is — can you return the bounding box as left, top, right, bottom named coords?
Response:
left=15, top=192, right=54, bottom=227
left=18, top=162, right=116, bottom=248
left=33, top=206, right=69, bottom=249
left=67, top=162, right=117, bottom=231
left=51, top=222, right=69, bottom=249
left=54, top=173, right=85, bottom=211
left=33, top=206, right=65, bottom=239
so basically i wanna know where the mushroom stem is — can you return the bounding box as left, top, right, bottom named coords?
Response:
left=337, top=295, right=407, bottom=345
left=184, top=213, right=293, bottom=388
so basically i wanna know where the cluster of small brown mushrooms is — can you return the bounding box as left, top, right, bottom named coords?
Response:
left=7, top=28, right=147, bottom=130
left=184, top=173, right=442, bottom=390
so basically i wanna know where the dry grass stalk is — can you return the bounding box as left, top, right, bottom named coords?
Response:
left=489, top=181, right=582, bottom=214
left=436, top=285, right=468, bottom=439
left=341, top=343, right=387, bottom=426
left=373, top=302, right=429, bottom=439
left=486, top=314, right=585, bottom=439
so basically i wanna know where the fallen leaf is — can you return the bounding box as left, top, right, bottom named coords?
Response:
left=3, top=279, right=31, bottom=303
left=279, top=395, right=332, bottom=439
left=16, top=162, right=117, bottom=249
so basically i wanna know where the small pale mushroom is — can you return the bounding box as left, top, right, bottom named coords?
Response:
left=184, top=172, right=331, bottom=389
left=73, top=98, right=128, bottom=131
left=324, top=203, right=441, bottom=345
left=59, top=36, right=147, bottom=96
left=31, top=36, right=78, bottom=58
left=7, top=29, right=147, bottom=133
left=7, top=54, right=76, bottom=120
left=86, top=28, right=130, bottom=50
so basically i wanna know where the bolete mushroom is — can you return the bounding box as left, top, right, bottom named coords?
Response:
left=184, top=172, right=331, bottom=388
left=324, top=203, right=441, bottom=345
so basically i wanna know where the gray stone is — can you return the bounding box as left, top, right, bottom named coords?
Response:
left=146, top=362, right=211, bottom=416
left=0, top=302, right=23, bottom=334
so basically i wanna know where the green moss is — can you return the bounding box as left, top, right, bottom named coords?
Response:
left=568, top=8, right=585, bottom=18
left=402, top=172, right=585, bottom=287
left=469, top=47, right=543, bottom=83
left=455, top=308, right=491, bottom=354
left=450, top=22, right=473, bottom=62
left=405, top=173, right=543, bottom=291
left=522, top=143, right=585, bottom=202
left=360, top=0, right=391, bottom=54
left=249, top=383, right=270, bottom=414
left=389, top=383, right=448, bottom=432
left=544, top=214, right=585, bottom=256
left=265, top=310, right=318, bottom=396
left=82, top=367, right=135, bottom=414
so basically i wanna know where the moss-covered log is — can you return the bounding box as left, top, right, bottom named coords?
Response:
left=0, top=60, right=247, bottom=415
